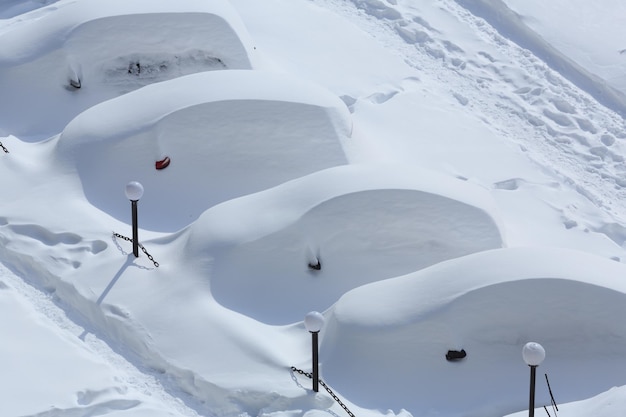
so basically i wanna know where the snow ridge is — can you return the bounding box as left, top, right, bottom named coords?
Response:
left=0, top=260, right=205, bottom=417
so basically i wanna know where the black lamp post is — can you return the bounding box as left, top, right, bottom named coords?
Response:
left=522, top=342, right=546, bottom=417
left=304, top=311, right=325, bottom=392
left=125, top=181, right=144, bottom=258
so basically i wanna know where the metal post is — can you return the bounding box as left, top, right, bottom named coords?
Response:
left=522, top=341, right=545, bottom=417
left=528, top=365, right=537, bottom=417
left=304, top=311, right=324, bottom=393
left=131, top=199, right=139, bottom=257
left=312, top=330, right=319, bottom=392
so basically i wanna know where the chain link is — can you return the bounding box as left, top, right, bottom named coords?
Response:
left=0, top=141, right=9, bottom=153
left=291, top=366, right=312, bottom=378
left=291, top=366, right=356, bottom=417
left=113, top=232, right=159, bottom=267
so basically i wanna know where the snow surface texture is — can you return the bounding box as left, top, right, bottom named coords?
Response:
left=2, top=0, right=626, bottom=417
left=54, top=69, right=352, bottom=231
left=0, top=0, right=256, bottom=136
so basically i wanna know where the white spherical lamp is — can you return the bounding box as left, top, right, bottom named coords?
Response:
left=125, top=181, right=144, bottom=201
left=304, top=311, right=324, bottom=333
left=522, top=342, right=546, bottom=366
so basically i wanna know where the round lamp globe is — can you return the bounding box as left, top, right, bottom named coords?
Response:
left=522, top=342, right=546, bottom=366
left=125, top=181, right=144, bottom=201
left=304, top=311, right=325, bottom=333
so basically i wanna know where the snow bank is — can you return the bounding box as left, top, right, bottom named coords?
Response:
left=503, top=0, right=626, bottom=97
left=323, top=246, right=626, bottom=416
left=507, top=385, right=626, bottom=417
left=4, top=1, right=626, bottom=416
left=0, top=262, right=190, bottom=417
left=185, top=164, right=504, bottom=324
left=455, top=0, right=626, bottom=117
left=0, top=0, right=55, bottom=19
left=0, top=0, right=256, bottom=136
left=54, top=69, right=352, bottom=232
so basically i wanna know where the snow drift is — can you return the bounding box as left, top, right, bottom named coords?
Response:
left=184, top=164, right=504, bottom=324
left=54, top=69, right=352, bottom=232
left=3, top=0, right=626, bottom=416
left=0, top=0, right=256, bottom=136
left=324, top=246, right=626, bottom=417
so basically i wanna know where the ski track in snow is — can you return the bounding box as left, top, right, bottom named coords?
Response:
left=0, top=261, right=205, bottom=417
left=310, top=0, right=626, bottom=224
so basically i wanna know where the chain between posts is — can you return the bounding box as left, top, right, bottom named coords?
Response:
left=113, top=232, right=159, bottom=267
left=291, top=366, right=356, bottom=417
left=544, top=373, right=558, bottom=417
left=0, top=142, right=9, bottom=153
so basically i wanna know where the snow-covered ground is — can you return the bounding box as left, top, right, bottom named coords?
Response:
left=1, top=0, right=626, bottom=416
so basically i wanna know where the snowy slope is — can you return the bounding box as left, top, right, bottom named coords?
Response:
left=1, top=0, right=626, bottom=417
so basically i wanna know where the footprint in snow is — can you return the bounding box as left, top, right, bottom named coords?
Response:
left=0, top=221, right=108, bottom=269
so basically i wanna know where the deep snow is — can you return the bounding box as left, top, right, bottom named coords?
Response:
left=1, top=0, right=626, bottom=417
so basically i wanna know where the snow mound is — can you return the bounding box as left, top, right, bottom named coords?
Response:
left=0, top=0, right=256, bottom=136
left=324, top=246, right=626, bottom=416
left=507, top=385, right=626, bottom=417
left=54, top=69, right=352, bottom=232
left=184, top=164, right=504, bottom=324
left=0, top=0, right=58, bottom=19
